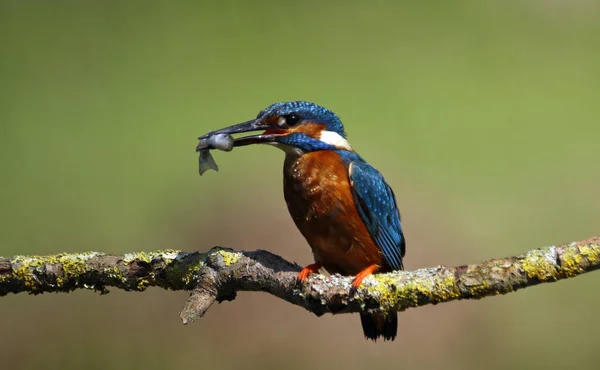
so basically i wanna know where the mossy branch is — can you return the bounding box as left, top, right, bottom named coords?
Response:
left=1, top=236, right=599, bottom=323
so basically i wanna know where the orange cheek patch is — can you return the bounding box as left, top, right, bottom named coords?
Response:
left=291, top=123, right=327, bottom=138
left=263, top=121, right=327, bottom=139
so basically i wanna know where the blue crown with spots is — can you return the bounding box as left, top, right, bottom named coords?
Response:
left=258, top=101, right=346, bottom=138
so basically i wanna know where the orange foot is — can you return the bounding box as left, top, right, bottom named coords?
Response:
left=352, top=264, right=380, bottom=289
left=297, top=263, right=322, bottom=282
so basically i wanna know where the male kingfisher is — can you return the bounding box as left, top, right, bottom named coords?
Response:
left=201, top=101, right=405, bottom=341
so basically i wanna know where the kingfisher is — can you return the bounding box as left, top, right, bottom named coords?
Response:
left=199, top=101, right=406, bottom=341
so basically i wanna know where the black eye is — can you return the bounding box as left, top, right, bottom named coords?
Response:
left=285, top=114, right=300, bottom=126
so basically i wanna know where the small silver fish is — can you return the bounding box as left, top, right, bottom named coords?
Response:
left=196, top=132, right=234, bottom=175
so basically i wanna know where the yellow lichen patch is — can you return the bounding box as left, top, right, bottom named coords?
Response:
left=123, top=250, right=183, bottom=265
left=53, top=252, right=99, bottom=286
left=161, top=252, right=206, bottom=288
left=216, top=249, right=241, bottom=267
left=123, top=251, right=152, bottom=264
left=9, top=252, right=104, bottom=291
left=579, top=244, right=600, bottom=264
left=11, top=255, right=46, bottom=292
left=369, top=274, right=405, bottom=309
left=466, top=279, right=491, bottom=297
left=104, top=266, right=127, bottom=284
left=369, top=270, right=461, bottom=311
left=521, top=248, right=557, bottom=281
left=155, top=249, right=181, bottom=264
left=0, top=271, right=8, bottom=284
left=183, top=263, right=202, bottom=286
left=426, top=273, right=461, bottom=302
left=560, top=246, right=585, bottom=277
left=137, top=278, right=151, bottom=291
left=180, top=254, right=205, bottom=286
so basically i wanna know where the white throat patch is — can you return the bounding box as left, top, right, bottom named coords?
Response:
left=319, top=130, right=353, bottom=151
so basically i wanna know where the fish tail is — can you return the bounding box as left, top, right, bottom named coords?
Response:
left=198, top=150, right=219, bottom=175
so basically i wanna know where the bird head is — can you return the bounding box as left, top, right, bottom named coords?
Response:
left=201, top=101, right=353, bottom=154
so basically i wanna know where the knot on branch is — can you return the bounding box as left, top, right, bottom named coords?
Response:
left=179, top=247, right=240, bottom=324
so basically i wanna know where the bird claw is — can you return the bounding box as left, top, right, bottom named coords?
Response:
left=297, top=263, right=322, bottom=283
left=352, top=264, right=380, bottom=289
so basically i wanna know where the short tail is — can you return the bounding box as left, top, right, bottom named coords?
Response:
left=360, top=312, right=398, bottom=341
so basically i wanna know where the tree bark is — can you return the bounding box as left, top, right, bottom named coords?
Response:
left=1, top=236, right=598, bottom=324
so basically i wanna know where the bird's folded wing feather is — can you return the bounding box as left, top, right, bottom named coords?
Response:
left=349, top=160, right=405, bottom=271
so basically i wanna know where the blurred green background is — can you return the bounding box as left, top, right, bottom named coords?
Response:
left=1, top=1, right=599, bottom=369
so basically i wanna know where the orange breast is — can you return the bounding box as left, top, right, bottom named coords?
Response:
left=283, top=151, right=384, bottom=275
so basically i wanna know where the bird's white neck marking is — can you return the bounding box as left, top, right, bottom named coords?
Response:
left=318, top=130, right=353, bottom=151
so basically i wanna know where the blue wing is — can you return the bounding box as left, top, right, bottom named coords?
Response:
left=349, top=158, right=405, bottom=271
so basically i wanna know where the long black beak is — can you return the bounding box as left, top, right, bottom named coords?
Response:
left=198, top=119, right=277, bottom=147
